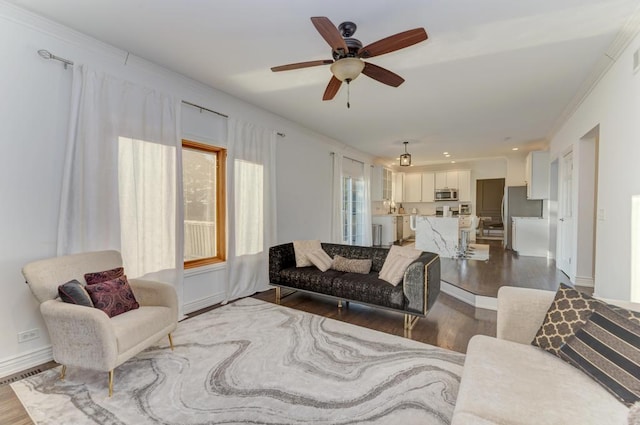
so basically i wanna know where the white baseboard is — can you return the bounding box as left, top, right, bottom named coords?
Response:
left=0, top=346, right=53, bottom=379
left=440, top=281, right=497, bottom=311
left=575, top=276, right=595, bottom=287
left=183, top=292, right=225, bottom=314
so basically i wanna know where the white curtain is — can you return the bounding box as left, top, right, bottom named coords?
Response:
left=225, top=118, right=277, bottom=301
left=331, top=152, right=344, bottom=243
left=362, top=163, right=373, bottom=246
left=58, top=65, right=183, bottom=314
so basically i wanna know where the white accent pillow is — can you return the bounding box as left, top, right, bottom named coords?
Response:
left=307, top=249, right=333, bottom=272
left=378, top=245, right=422, bottom=286
left=293, top=240, right=322, bottom=267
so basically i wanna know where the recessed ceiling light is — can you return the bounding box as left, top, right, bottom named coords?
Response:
left=395, top=157, right=400, bottom=160
left=443, top=152, right=449, bottom=155
left=445, top=154, right=451, bottom=157
left=512, top=147, right=519, bottom=151
left=451, top=161, right=456, bottom=164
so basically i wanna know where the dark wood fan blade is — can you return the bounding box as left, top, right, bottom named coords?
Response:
left=362, top=62, right=405, bottom=87
left=323, top=76, right=342, bottom=100
left=358, top=28, right=428, bottom=58
left=311, top=17, right=349, bottom=54
left=271, top=59, right=333, bottom=72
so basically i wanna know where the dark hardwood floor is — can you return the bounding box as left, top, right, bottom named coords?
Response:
left=441, top=239, right=569, bottom=297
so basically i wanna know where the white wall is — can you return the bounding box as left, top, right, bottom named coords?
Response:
left=0, top=3, right=372, bottom=376
left=549, top=30, right=640, bottom=300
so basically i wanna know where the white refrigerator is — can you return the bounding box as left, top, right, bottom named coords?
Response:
left=502, top=186, right=543, bottom=250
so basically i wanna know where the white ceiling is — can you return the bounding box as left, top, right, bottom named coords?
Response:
left=9, top=0, right=640, bottom=165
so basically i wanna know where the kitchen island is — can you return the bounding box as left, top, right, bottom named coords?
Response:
left=414, top=216, right=460, bottom=258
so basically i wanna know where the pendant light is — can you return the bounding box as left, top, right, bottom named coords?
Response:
left=399, top=141, right=411, bottom=166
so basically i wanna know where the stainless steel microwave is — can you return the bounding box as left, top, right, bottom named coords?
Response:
left=435, top=188, right=458, bottom=201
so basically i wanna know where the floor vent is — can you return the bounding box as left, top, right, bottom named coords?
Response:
left=0, top=367, right=43, bottom=387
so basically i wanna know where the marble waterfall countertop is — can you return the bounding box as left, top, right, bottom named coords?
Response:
left=414, top=216, right=459, bottom=258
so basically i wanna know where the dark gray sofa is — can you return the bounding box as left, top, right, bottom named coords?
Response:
left=269, top=242, right=440, bottom=330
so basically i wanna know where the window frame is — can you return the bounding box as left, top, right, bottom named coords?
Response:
left=182, top=139, right=227, bottom=268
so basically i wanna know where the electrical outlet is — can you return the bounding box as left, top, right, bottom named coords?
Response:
left=17, top=329, right=40, bottom=343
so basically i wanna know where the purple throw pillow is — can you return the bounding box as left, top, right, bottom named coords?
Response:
left=85, top=275, right=139, bottom=318
left=84, top=267, right=124, bottom=285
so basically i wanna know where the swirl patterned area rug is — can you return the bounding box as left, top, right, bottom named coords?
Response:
left=12, top=298, right=465, bottom=425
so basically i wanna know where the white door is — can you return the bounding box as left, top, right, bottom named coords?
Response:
left=558, top=151, right=574, bottom=277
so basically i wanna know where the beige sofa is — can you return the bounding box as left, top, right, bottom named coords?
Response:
left=452, top=286, right=637, bottom=425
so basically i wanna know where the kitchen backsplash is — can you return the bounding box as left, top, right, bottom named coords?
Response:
left=373, top=201, right=471, bottom=215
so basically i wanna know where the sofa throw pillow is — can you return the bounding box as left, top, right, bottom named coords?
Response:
left=293, top=240, right=322, bottom=267
left=559, top=303, right=640, bottom=407
left=531, top=283, right=600, bottom=357
left=85, top=275, right=139, bottom=318
left=307, top=248, right=333, bottom=272
left=84, top=267, right=125, bottom=285
left=378, top=245, right=422, bottom=287
left=331, top=255, right=372, bottom=274
left=58, top=279, right=94, bottom=307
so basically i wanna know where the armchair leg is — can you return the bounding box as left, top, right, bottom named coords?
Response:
left=60, top=365, right=66, bottom=380
left=168, top=333, right=174, bottom=351
left=108, top=370, right=114, bottom=397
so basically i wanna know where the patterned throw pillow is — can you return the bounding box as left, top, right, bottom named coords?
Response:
left=58, top=280, right=94, bottom=307
left=84, top=267, right=124, bottom=285
left=306, top=249, right=333, bottom=272
left=531, top=284, right=599, bottom=356
left=559, top=303, right=640, bottom=406
left=85, top=275, right=139, bottom=318
left=378, top=245, right=422, bottom=287
left=292, top=240, right=322, bottom=267
left=331, top=255, right=372, bottom=274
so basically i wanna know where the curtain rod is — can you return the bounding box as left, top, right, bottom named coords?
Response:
left=37, top=49, right=74, bottom=69
left=181, top=100, right=285, bottom=137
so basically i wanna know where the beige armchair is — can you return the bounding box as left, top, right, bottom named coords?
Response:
left=22, top=250, right=178, bottom=396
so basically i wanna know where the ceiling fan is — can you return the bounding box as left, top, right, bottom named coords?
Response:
left=271, top=17, right=428, bottom=104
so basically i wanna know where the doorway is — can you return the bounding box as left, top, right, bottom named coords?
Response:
left=476, top=178, right=505, bottom=240
left=558, top=151, right=574, bottom=278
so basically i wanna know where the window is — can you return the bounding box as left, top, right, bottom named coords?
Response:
left=182, top=140, right=226, bottom=268
left=342, top=176, right=365, bottom=245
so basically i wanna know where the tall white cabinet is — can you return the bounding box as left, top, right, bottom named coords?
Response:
left=371, top=166, right=393, bottom=201
left=525, top=151, right=549, bottom=200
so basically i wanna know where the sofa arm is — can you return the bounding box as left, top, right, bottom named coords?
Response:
left=497, top=286, right=555, bottom=344
left=269, top=243, right=296, bottom=284
left=129, top=279, right=178, bottom=320
left=403, top=253, right=440, bottom=315
left=40, top=300, right=118, bottom=371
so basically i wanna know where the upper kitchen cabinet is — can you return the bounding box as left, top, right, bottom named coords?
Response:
left=435, top=170, right=460, bottom=189
left=457, top=170, right=471, bottom=201
left=404, top=173, right=422, bottom=202
left=371, top=165, right=392, bottom=201
left=421, top=172, right=435, bottom=202
left=525, top=151, right=550, bottom=200
left=393, top=172, right=404, bottom=203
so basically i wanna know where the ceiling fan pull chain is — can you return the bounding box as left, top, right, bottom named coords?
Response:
left=347, top=81, right=351, bottom=109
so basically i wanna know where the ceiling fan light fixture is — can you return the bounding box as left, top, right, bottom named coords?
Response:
left=399, top=141, right=411, bottom=166
left=330, top=57, right=365, bottom=82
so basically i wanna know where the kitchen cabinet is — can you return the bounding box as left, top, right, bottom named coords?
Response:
left=393, top=172, right=404, bottom=203
left=404, top=173, right=422, bottom=202
left=512, top=217, right=548, bottom=257
left=371, top=166, right=392, bottom=201
left=457, top=170, right=471, bottom=201
left=435, top=171, right=459, bottom=189
left=421, top=172, right=435, bottom=202
left=525, top=151, right=549, bottom=200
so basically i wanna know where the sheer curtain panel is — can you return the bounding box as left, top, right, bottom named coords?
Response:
left=331, top=152, right=344, bottom=243
left=225, top=118, right=277, bottom=301
left=57, top=65, right=184, bottom=315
